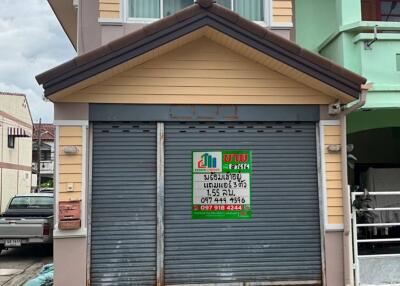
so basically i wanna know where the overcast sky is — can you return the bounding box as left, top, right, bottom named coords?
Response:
left=0, top=0, right=76, bottom=123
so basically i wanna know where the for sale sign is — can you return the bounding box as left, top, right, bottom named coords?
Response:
left=192, top=150, right=252, bottom=219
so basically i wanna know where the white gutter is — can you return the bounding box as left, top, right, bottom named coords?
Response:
left=340, top=84, right=370, bottom=286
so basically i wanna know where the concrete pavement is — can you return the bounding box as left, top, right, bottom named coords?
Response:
left=0, top=245, right=52, bottom=286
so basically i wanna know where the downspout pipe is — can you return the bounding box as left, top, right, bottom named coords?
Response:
left=340, top=84, right=369, bottom=286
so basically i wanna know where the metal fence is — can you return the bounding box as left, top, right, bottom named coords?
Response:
left=352, top=191, right=400, bottom=285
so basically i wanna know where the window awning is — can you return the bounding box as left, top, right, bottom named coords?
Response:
left=8, top=127, right=31, bottom=137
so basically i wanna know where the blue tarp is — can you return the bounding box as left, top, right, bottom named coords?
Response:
left=24, top=264, right=53, bottom=286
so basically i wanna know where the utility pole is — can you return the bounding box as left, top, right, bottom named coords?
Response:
left=37, top=118, right=41, bottom=192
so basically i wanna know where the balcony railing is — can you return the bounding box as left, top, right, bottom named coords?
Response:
left=32, top=161, right=54, bottom=174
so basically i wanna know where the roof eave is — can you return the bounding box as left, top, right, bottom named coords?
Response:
left=37, top=1, right=366, bottom=99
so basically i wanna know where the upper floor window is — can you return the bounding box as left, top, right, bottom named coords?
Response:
left=127, top=0, right=266, bottom=23
left=362, top=0, right=400, bottom=22
left=8, top=135, right=15, bottom=149
left=379, top=0, right=400, bottom=21
left=215, top=0, right=264, bottom=21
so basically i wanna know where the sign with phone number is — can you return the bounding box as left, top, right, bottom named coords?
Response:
left=192, top=150, right=252, bottom=219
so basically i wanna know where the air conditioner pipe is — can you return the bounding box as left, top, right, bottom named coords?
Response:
left=340, top=84, right=369, bottom=286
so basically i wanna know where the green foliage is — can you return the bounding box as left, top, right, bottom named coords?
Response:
left=40, top=180, right=53, bottom=188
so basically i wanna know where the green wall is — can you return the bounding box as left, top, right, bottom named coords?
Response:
left=295, top=0, right=400, bottom=113
left=294, top=0, right=338, bottom=52
left=295, top=0, right=362, bottom=52
left=337, top=0, right=362, bottom=26
left=348, top=109, right=400, bottom=134
left=357, top=38, right=400, bottom=88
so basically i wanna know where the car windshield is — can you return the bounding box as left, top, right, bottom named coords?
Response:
left=9, top=196, right=53, bottom=209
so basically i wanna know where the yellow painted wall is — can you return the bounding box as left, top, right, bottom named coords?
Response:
left=324, top=125, right=344, bottom=225
left=58, top=126, right=82, bottom=202
left=61, top=37, right=333, bottom=104
left=273, top=0, right=293, bottom=23
left=99, top=0, right=120, bottom=19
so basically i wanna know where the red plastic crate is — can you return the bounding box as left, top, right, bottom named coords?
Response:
left=59, top=200, right=81, bottom=220
left=59, top=219, right=81, bottom=230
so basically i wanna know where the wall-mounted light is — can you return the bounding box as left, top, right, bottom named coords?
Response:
left=63, top=146, right=79, bottom=155
left=327, top=144, right=341, bottom=153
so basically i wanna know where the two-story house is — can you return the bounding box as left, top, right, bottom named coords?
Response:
left=0, top=92, right=33, bottom=212
left=38, top=1, right=368, bottom=285
left=295, top=1, right=400, bottom=285
left=32, top=123, right=55, bottom=191
left=49, top=0, right=294, bottom=55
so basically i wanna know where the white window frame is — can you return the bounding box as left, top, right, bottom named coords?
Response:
left=123, top=0, right=272, bottom=27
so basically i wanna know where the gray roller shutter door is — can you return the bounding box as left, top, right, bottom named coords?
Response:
left=91, top=122, right=157, bottom=286
left=164, top=122, right=321, bottom=284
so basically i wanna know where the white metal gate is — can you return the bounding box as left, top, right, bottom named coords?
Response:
left=352, top=190, right=400, bottom=285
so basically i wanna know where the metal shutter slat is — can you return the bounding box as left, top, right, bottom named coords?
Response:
left=91, top=122, right=157, bottom=286
left=164, top=122, right=321, bottom=285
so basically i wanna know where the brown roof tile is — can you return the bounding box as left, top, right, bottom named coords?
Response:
left=108, top=29, right=147, bottom=52
left=175, top=4, right=204, bottom=22
left=208, top=3, right=240, bottom=22
left=143, top=13, right=179, bottom=36
left=74, top=45, right=112, bottom=67
left=198, top=0, right=214, bottom=8
left=237, top=16, right=268, bottom=38
left=36, top=59, right=76, bottom=85
left=33, top=123, right=55, bottom=140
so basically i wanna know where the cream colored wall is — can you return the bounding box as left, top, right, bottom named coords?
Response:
left=99, top=0, right=120, bottom=19
left=0, top=95, right=32, bottom=125
left=0, top=95, right=33, bottom=212
left=273, top=0, right=293, bottom=23
left=323, top=124, right=344, bottom=226
left=1, top=168, right=32, bottom=212
left=59, top=37, right=333, bottom=104
left=18, top=170, right=31, bottom=194
left=1, top=169, right=17, bottom=211
left=1, top=127, right=32, bottom=167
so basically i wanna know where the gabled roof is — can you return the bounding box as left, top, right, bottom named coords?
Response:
left=36, top=0, right=366, bottom=98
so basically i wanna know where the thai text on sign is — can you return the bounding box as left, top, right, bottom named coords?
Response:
left=192, top=150, right=252, bottom=219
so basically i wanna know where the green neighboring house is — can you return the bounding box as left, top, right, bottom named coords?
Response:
left=295, top=1, right=400, bottom=285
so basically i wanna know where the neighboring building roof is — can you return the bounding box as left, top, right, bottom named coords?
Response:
left=33, top=124, right=55, bottom=140
left=0, top=91, right=33, bottom=127
left=36, top=0, right=366, bottom=98
left=0, top=92, right=26, bottom=97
